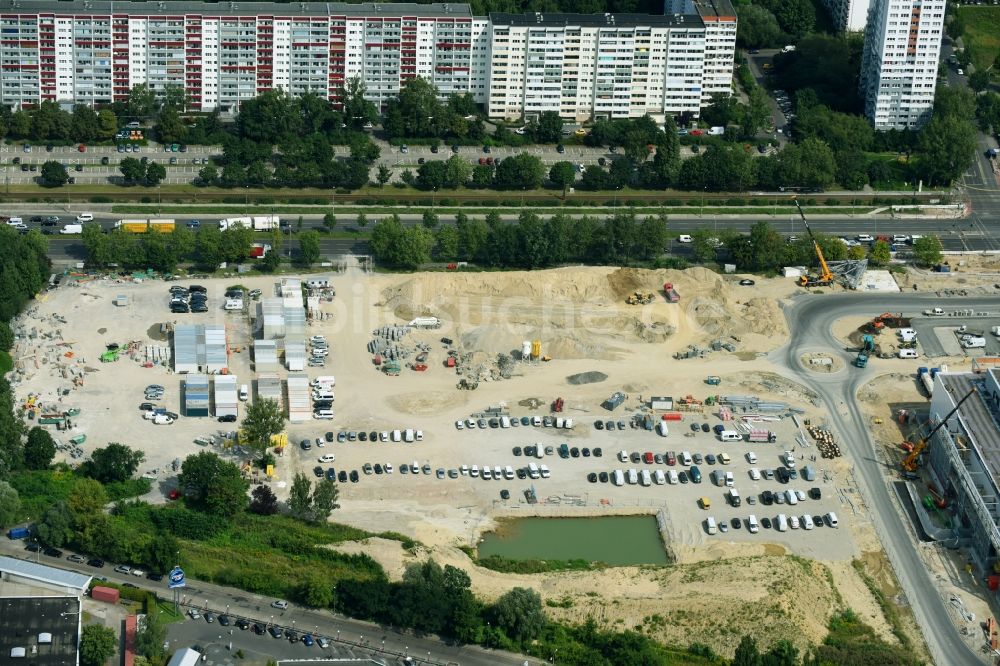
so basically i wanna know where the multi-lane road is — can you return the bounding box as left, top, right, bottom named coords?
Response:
left=20, top=209, right=1000, bottom=264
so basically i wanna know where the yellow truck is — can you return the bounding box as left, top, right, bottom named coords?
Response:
left=114, top=218, right=175, bottom=233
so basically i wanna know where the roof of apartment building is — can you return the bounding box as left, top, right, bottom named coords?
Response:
left=691, top=0, right=737, bottom=21
left=489, top=11, right=703, bottom=28
left=4, top=1, right=474, bottom=19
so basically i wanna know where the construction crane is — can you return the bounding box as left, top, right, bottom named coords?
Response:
left=794, top=199, right=834, bottom=287
left=901, top=387, right=976, bottom=472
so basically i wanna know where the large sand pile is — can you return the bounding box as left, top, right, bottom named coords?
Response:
left=378, top=266, right=789, bottom=359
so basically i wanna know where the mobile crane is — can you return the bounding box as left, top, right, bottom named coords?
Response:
left=901, top=387, right=976, bottom=472
left=794, top=199, right=834, bottom=287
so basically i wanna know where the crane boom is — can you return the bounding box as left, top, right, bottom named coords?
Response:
left=794, top=199, right=833, bottom=286
left=901, top=387, right=977, bottom=472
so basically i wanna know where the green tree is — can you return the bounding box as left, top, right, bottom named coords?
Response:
left=135, top=607, right=168, bottom=660
left=548, top=161, right=576, bottom=196
left=917, top=114, right=977, bottom=185
left=416, top=160, right=448, bottom=190
left=119, top=157, right=146, bottom=185
left=156, top=106, right=186, bottom=144
left=733, top=635, right=762, bottom=666
left=869, top=239, right=892, bottom=266
left=470, top=164, right=493, bottom=188
left=532, top=111, right=563, bottom=143
left=298, top=230, right=321, bottom=266
left=443, top=155, right=471, bottom=189
left=737, top=5, right=781, bottom=48
left=320, top=211, right=335, bottom=232
left=383, top=76, right=443, bottom=139
left=913, top=235, right=943, bottom=267
left=143, top=162, right=166, bottom=187
left=636, top=213, right=669, bottom=261
left=309, top=479, right=340, bottom=523
left=36, top=501, right=73, bottom=547
left=494, top=154, right=545, bottom=190
left=299, top=573, right=335, bottom=607
left=146, top=533, right=180, bottom=574
left=434, top=225, right=460, bottom=261
left=691, top=228, right=719, bottom=263
left=241, top=398, right=285, bottom=457
left=847, top=244, right=867, bottom=260
left=96, top=109, right=118, bottom=141
left=288, top=472, right=313, bottom=521
left=0, top=481, right=21, bottom=528
left=80, top=443, right=144, bottom=484
left=80, top=624, right=117, bottom=666
left=249, top=485, right=278, bottom=515
left=24, top=426, right=56, bottom=469
left=127, top=83, right=157, bottom=119
left=421, top=210, right=439, bottom=230
left=748, top=220, right=786, bottom=271
left=376, top=164, right=392, bottom=187
left=702, top=92, right=742, bottom=128
left=969, top=70, right=992, bottom=94
left=178, top=451, right=249, bottom=516
left=355, top=212, right=368, bottom=229
left=196, top=164, right=218, bottom=186
left=489, top=587, right=546, bottom=643
left=194, top=225, right=224, bottom=269
left=456, top=213, right=487, bottom=261
left=71, top=105, right=100, bottom=143
left=340, top=76, right=379, bottom=130
left=40, top=160, right=69, bottom=187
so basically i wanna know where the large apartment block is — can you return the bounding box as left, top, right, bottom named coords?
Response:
left=0, top=1, right=735, bottom=121
left=821, top=0, right=871, bottom=32
left=859, top=0, right=944, bottom=130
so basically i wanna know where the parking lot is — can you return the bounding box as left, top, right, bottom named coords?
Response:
left=909, top=314, right=1000, bottom=357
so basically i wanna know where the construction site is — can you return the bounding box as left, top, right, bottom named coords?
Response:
left=8, top=254, right=1000, bottom=659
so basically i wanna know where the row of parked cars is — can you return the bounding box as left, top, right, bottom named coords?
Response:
left=706, top=511, right=838, bottom=535
left=188, top=607, right=329, bottom=646
left=302, top=427, right=423, bottom=445
left=455, top=414, right=574, bottom=430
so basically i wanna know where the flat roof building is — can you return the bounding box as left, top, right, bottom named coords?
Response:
left=0, top=556, right=91, bottom=597
left=926, top=363, right=1000, bottom=575
left=0, top=597, right=82, bottom=666
left=183, top=374, right=210, bottom=417
left=173, top=325, right=228, bottom=374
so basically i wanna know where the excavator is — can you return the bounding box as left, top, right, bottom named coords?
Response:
left=901, top=388, right=976, bottom=472
left=794, top=199, right=834, bottom=288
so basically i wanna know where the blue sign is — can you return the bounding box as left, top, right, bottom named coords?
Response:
left=168, top=566, right=186, bottom=589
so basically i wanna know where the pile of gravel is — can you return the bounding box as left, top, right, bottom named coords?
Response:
left=566, top=371, right=608, bottom=385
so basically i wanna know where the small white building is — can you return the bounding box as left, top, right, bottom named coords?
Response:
left=285, top=338, right=306, bottom=372
left=167, top=647, right=203, bottom=666
left=257, top=373, right=283, bottom=411
left=214, top=375, right=238, bottom=418
left=286, top=373, right=312, bottom=423
left=650, top=396, right=673, bottom=410
left=254, top=340, right=280, bottom=372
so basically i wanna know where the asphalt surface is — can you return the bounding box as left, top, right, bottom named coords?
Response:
left=0, top=539, right=534, bottom=666
left=779, top=293, right=1000, bottom=666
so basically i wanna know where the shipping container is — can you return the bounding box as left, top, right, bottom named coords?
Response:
left=91, top=586, right=120, bottom=604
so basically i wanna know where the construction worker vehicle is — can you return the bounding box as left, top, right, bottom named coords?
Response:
left=626, top=291, right=655, bottom=305
left=794, top=199, right=834, bottom=288
left=855, top=335, right=875, bottom=368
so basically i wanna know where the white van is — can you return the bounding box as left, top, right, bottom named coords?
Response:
left=562, top=418, right=574, bottom=429
left=724, top=471, right=734, bottom=487
left=746, top=515, right=759, bottom=533
left=656, top=421, right=669, bottom=437
left=680, top=451, right=692, bottom=466
left=627, top=468, right=638, bottom=484
left=470, top=465, right=479, bottom=478
left=802, top=514, right=814, bottom=530
left=613, top=469, right=625, bottom=486
left=391, top=430, right=402, bottom=442
left=654, top=469, right=666, bottom=485
left=528, top=463, right=540, bottom=479
left=76, top=212, right=94, bottom=222
left=500, top=416, right=511, bottom=428
left=727, top=488, right=741, bottom=507
left=313, top=409, right=334, bottom=420
left=898, top=328, right=917, bottom=342
left=719, top=430, right=742, bottom=442
left=898, top=349, right=919, bottom=359
left=539, top=465, right=550, bottom=478
left=312, top=390, right=334, bottom=401
left=776, top=513, right=788, bottom=532
left=785, top=489, right=798, bottom=505
left=668, top=469, right=679, bottom=484
left=825, top=511, right=839, bottom=527
left=963, top=337, right=986, bottom=349
left=318, top=454, right=336, bottom=463
left=402, top=429, right=414, bottom=442
left=311, top=376, right=336, bottom=387
left=555, top=417, right=565, bottom=429
left=705, top=517, right=718, bottom=535
left=239, top=384, right=249, bottom=401
left=640, top=469, right=651, bottom=486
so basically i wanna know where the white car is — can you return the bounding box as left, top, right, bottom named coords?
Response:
left=746, top=451, right=757, bottom=464
left=153, top=414, right=175, bottom=425
left=618, top=450, right=629, bottom=462
left=802, top=514, right=814, bottom=530
left=311, top=348, right=329, bottom=357
left=384, top=463, right=393, bottom=474
left=783, top=451, right=796, bottom=468
left=310, top=335, right=327, bottom=344
left=318, top=454, right=336, bottom=463
left=270, top=600, right=289, bottom=610
left=898, top=349, right=919, bottom=359
left=856, top=234, right=873, bottom=242
left=76, top=212, right=94, bottom=222
left=678, top=234, right=693, bottom=243
left=749, top=468, right=761, bottom=481
left=795, top=489, right=806, bottom=502
left=224, top=299, right=243, bottom=310
left=465, top=418, right=476, bottom=429
left=789, top=515, right=800, bottom=529
left=891, top=234, right=909, bottom=243
left=455, top=420, right=464, bottom=430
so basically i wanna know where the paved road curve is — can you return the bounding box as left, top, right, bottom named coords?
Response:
left=779, top=293, right=999, bottom=666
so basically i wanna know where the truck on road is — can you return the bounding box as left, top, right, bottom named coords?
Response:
left=115, top=218, right=175, bottom=233
left=218, top=215, right=281, bottom=231
left=6, top=526, right=29, bottom=540
left=923, top=307, right=945, bottom=316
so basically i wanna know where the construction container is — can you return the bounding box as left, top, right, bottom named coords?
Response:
left=184, top=374, right=210, bottom=417
left=214, top=375, right=238, bottom=419
left=91, top=586, right=120, bottom=604
left=661, top=412, right=683, bottom=421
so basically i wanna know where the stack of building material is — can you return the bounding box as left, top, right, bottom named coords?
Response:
left=285, top=338, right=306, bottom=371
left=254, top=340, right=280, bottom=372
left=257, top=373, right=283, bottom=411
left=184, top=374, right=210, bottom=417
left=214, top=375, right=238, bottom=418
left=286, top=373, right=311, bottom=423
left=260, top=298, right=284, bottom=339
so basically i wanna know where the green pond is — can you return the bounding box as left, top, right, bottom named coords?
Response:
left=478, top=516, right=668, bottom=565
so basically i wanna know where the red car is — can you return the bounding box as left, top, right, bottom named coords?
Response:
left=666, top=451, right=677, bottom=465
left=689, top=129, right=704, bottom=136
left=77, top=144, right=86, bottom=152
left=643, top=451, right=654, bottom=464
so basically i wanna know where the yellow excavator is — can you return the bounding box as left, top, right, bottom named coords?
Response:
left=901, top=388, right=976, bottom=472
left=794, top=199, right=834, bottom=288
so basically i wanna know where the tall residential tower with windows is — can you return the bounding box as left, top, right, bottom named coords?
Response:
left=859, top=0, right=945, bottom=130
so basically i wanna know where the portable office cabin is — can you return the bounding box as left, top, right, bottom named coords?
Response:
left=254, top=339, right=280, bottom=372
left=203, top=325, right=228, bottom=372
left=287, top=373, right=311, bottom=423
left=259, top=298, right=285, bottom=339
left=650, top=396, right=673, bottom=410
left=603, top=391, right=626, bottom=411
left=257, top=373, right=283, bottom=411
left=184, top=374, right=210, bottom=417
left=214, top=375, right=238, bottom=418
left=285, top=338, right=306, bottom=371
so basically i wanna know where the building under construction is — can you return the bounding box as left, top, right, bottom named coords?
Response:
left=925, top=359, right=1000, bottom=576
